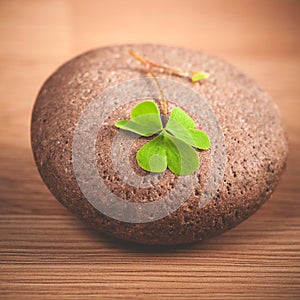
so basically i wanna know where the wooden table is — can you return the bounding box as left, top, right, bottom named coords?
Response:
left=1, top=0, right=299, bottom=299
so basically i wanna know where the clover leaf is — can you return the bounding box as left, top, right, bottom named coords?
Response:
left=115, top=101, right=162, bottom=136
left=115, top=100, right=210, bottom=175
left=166, top=107, right=210, bottom=149
left=191, top=72, right=209, bottom=82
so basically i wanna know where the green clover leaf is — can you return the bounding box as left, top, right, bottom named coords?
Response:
left=136, top=133, right=167, bottom=173
left=115, top=101, right=210, bottom=175
left=191, top=72, right=209, bottom=82
left=115, top=101, right=162, bottom=136
left=166, top=107, right=210, bottom=150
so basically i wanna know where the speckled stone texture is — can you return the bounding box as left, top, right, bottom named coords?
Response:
left=31, top=44, right=288, bottom=245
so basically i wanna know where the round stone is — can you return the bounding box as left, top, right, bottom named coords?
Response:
left=31, top=44, right=288, bottom=245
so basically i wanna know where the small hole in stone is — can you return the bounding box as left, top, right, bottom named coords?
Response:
left=222, top=215, right=226, bottom=224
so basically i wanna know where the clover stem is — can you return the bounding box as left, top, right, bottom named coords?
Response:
left=129, top=49, right=168, bottom=116
left=129, top=49, right=190, bottom=79
left=148, top=69, right=168, bottom=116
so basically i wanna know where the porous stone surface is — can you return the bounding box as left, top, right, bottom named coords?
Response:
left=31, top=44, right=288, bottom=245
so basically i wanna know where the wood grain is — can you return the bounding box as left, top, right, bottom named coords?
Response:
left=0, top=0, right=299, bottom=299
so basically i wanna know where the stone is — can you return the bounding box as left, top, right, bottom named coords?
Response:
left=31, top=44, right=288, bottom=245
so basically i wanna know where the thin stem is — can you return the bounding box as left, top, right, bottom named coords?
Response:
left=129, top=49, right=168, bottom=116
left=147, top=69, right=168, bottom=116
left=129, top=49, right=191, bottom=79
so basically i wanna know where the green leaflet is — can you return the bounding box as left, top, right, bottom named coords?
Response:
left=167, top=107, right=195, bottom=129
left=136, top=134, right=167, bottom=173
left=115, top=101, right=162, bottom=136
left=166, top=107, right=210, bottom=149
left=115, top=101, right=210, bottom=175
left=191, top=72, right=209, bottom=82
left=136, top=132, right=200, bottom=175
left=164, top=132, right=200, bottom=175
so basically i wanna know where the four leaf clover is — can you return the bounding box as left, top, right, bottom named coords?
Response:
left=115, top=101, right=210, bottom=175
